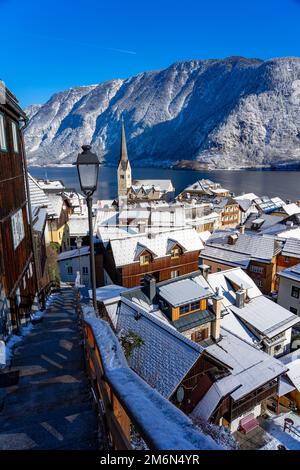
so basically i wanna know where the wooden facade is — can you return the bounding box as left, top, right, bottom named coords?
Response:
left=200, top=256, right=277, bottom=295
left=103, top=245, right=200, bottom=288
left=0, top=87, right=37, bottom=334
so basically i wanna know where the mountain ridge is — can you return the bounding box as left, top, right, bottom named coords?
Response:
left=24, top=56, right=300, bottom=169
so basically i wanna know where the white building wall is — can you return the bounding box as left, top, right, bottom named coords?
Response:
left=229, top=404, right=262, bottom=433
left=58, top=255, right=91, bottom=288
left=278, top=276, right=300, bottom=317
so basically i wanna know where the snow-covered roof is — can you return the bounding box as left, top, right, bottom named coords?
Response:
left=47, top=193, right=64, bottom=218
left=113, top=298, right=204, bottom=399
left=279, top=350, right=300, bottom=392
left=235, top=193, right=259, bottom=202
left=277, top=227, right=300, bottom=241
left=221, top=311, right=259, bottom=346
left=82, top=308, right=220, bottom=450
left=230, top=296, right=300, bottom=338
left=58, top=246, right=90, bottom=261
left=158, top=278, right=211, bottom=307
left=203, top=231, right=280, bottom=262
left=207, top=268, right=261, bottom=309
left=38, top=179, right=65, bottom=190
left=32, top=207, right=47, bottom=233
left=278, top=263, right=300, bottom=282
left=282, top=238, right=300, bottom=259
left=68, top=216, right=91, bottom=236
left=206, top=328, right=287, bottom=402
left=28, top=173, right=50, bottom=209
left=132, top=179, right=174, bottom=193
left=110, top=228, right=203, bottom=267
left=89, top=284, right=129, bottom=303
left=192, top=375, right=240, bottom=421
left=282, top=203, right=300, bottom=217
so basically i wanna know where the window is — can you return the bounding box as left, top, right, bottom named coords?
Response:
left=193, top=328, right=209, bottom=342
left=291, top=286, right=300, bottom=299
left=140, top=253, right=151, bottom=266
left=11, top=121, right=19, bottom=153
left=190, top=301, right=200, bottom=311
left=82, top=266, right=88, bottom=275
left=11, top=209, right=25, bottom=249
left=171, top=246, right=182, bottom=259
left=250, top=265, right=264, bottom=274
left=290, top=306, right=298, bottom=315
left=0, top=113, right=7, bottom=151
left=67, top=266, right=73, bottom=274
left=179, top=304, right=190, bottom=315
left=255, top=279, right=263, bottom=287
left=171, top=270, right=179, bottom=279
left=285, top=257, right=290, bottom=262
left=217, top=268, right=222, bottom=272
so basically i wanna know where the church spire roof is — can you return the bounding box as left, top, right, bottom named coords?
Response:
left=120, top=116, right=128, bottom=163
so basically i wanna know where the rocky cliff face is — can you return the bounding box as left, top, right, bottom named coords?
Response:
left=24, top=56, right=300, bottom=168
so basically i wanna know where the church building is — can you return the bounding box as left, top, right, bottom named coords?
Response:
left=117, top=120, right=174, bottom=203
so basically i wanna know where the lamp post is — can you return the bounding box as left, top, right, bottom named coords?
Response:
left=73, top=145, right=99, bottom=314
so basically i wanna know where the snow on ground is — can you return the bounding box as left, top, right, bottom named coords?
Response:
left=1, top=292, right=57, bottom=368
left=260, top=411, right=300, bottom=450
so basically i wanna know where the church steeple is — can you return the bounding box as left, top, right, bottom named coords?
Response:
left=117, top=117, right=132, bottom=198
left=120, top=117, right=128, bottom=164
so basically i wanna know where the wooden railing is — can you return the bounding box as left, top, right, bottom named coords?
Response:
left=76, top=298, right=221, bottom=451
left=231, top=383, right=278, bottom=420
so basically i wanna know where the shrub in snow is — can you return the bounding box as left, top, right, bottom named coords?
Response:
left=118, top=329, right=144, bottom=359
left=192, top=416, right=239, bottom=450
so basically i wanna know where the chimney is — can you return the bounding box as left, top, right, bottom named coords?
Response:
left=211, top=287, right=222, bottom=342
left=296, top=200, right=300, bottom=208
left=143, top=274, right=156, bottom=304
left=227, top=234, right=238, bottom=245
left=239, top=225, right=245, bottom=235
left=235, top=284, right=246, bottom=308
left=199, top=263, right=210, bottom=280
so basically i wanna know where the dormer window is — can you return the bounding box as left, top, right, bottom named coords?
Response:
left=171, top=245, right=182, bottom=259
left=140, top=253, right=151, bottom=266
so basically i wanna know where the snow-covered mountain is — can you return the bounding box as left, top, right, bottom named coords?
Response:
left=24, top=56, right=300, bottom=168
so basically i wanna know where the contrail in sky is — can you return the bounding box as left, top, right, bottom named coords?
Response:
left=25, top=33, right=137, bottom=55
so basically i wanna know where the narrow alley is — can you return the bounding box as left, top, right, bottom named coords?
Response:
left=0, top=287, right=99, bottom=450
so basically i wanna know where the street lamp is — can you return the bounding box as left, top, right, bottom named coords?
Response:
left=73, top=145, right=99, bottom=314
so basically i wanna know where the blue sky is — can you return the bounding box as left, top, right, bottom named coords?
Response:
left=1, top=0, right=300, bottom=107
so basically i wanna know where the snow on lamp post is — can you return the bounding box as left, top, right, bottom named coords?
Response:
left=73, top=145, right=99, bottom=314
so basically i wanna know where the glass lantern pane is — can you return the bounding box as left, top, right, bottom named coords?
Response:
left=78, top=164, right=98, bottom=191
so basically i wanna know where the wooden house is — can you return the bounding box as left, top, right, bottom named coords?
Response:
left=200, top=231, right=281, bottom=294
left=0, top=86, right=37, bottom=335
left=101, top=228, right=203, bottom=288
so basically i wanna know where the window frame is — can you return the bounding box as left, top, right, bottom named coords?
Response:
left=67, top=266, right=73, bottom=275
left=291, top=285, right=300, bottom=299
left=170, top=246, right=182, bottom=259
left=11, top=120, right=19, bottom=153
left=0, top=112, right=7, bottom=152
left=140, top=253, right=151, bottom=266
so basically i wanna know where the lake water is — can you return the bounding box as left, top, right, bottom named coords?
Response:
left=28, top=166, right=300, bottom=202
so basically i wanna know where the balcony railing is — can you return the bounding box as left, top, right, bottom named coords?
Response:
left=231, top=383, right=278, bottom=420
left=77, top=297, right=221, bottom=451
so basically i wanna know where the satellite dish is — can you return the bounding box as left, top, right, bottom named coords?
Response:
left=176, top=386, right=185, bottom=403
